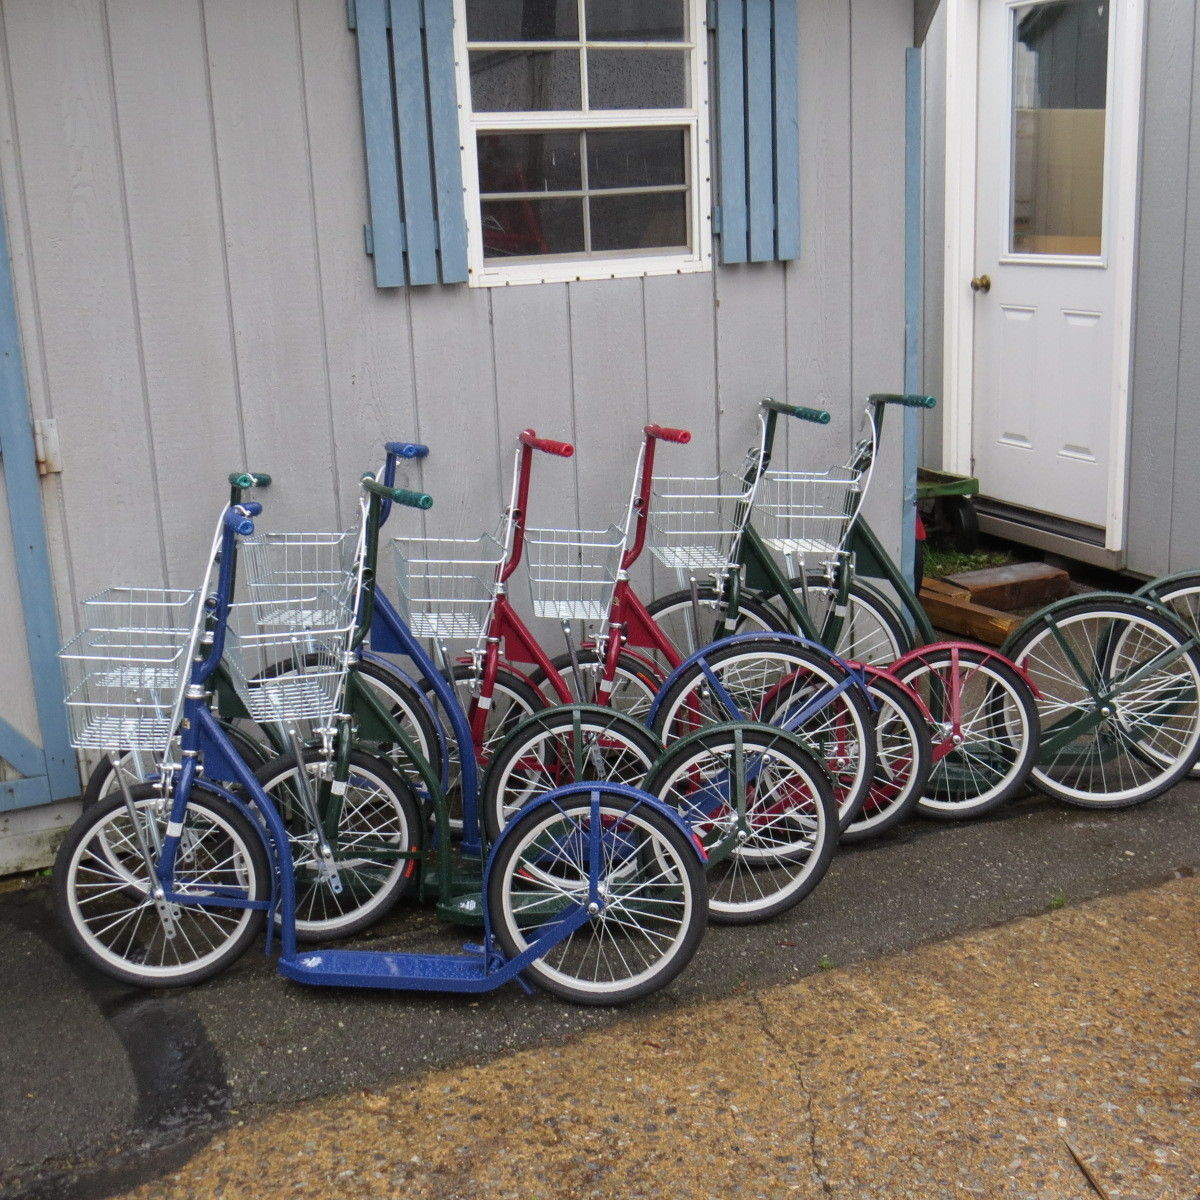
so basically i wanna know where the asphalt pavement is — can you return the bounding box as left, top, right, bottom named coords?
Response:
left=2, top=781, right=1198, bottom=1199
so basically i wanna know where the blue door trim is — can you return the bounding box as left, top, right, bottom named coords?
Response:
left=0, top=194, right=79, bottom=810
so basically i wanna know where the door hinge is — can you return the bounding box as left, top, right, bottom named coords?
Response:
left=711, top=205, right=723, bottom=235
left=707, top=0, right=718, bottom=29
left=346, top=0, right=356, bottom=30
left=33, top=418, right=61, bottom=476
left=364, top=223, right=374, bottom=256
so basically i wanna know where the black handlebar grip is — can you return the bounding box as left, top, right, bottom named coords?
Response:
left=868, top=393, right=938, bottom=409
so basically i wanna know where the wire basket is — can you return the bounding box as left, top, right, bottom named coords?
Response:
left=758, top=467, right=862, bottom=564
left=59, top=587, right=199, bottom=751
left=648, top=473, right=756, bottom=573
left=240, top=529, right=361, bottom=629
left=222, top=591, right=354, bottom=728
left=526, top=524, right=623, bottom=621
left=392, top=532, right=505, bottom=641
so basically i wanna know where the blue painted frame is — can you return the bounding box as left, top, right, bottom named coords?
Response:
left=0, top=192, right=79, bottom=811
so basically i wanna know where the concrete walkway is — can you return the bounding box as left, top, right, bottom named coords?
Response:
left=114, top=876, right=1200, bottom=1200
left=2, top=783, right=1199, bottom=1199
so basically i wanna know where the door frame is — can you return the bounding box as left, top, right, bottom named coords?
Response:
left=941, top=0, right=1147, bottom=554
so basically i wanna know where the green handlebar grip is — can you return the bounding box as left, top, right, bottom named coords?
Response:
left=868, top=393, right=938, bottom=409
left=228, top=471, right=272, bottom=489
left=760, top=398, right=832, bottom=424
left=361, top=476, right=433, bottom=510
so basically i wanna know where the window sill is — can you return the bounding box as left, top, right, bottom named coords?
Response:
left=467, top=251, right=712, bottom=288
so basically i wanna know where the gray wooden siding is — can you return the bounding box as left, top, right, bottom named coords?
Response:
left=0, top=0, right=910, bottom=702
left=1125, top=0, right=1200, bottom=577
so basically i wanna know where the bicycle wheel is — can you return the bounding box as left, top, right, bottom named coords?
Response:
left=785, top=576, right=912, bottom=666
left=487, top=788, right=707, bottom=1004
left=650, top=637, right=876, bottom=828
left=1136, top=574, right=1200, bottom=779
left=645, top=586, right=786, bottom=670
left=80, top=721, right=272, bottom=809
left=54, top=785, right=268, bottom=987
left=840, top=673, right=932, bottom=842
left=481, top=707, right=662, bottom=843
left=892, top=646, right=1039, bottom=818
left=1004, top=598, right=1200, bottom=808
left=348, top=658, right=442, bottom=786
left=531, top=648, right=662, bottom=723
left=253, top=747, right=421, bottom=941
left=642, top=724, right=837, bottom=924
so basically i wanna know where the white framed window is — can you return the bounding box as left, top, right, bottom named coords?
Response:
left=452, top=0, right=712, bottom=287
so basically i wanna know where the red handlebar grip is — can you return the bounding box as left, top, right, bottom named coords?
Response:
left=519, top=428, right=575, bottom=457
left=644, top=424, right=691, bottom=445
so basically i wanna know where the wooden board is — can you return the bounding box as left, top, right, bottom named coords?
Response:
left=945, top=561, right=1071, bottom=611
left=918, top=586, right=1021, bottom=645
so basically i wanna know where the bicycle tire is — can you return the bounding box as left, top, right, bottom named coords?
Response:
left=645, top=586, right=787, bottom=668
left=1004, top=597, right=1200, bottom=808
left=1135, top=573, right=1200, bottom=779
left=784, top=575, right=912, bottom=666
left=80, top=720, right=272, bottom=809
left=892, top=646, right=1039, bottom=818
left=348, top=657, right=443, bottom=787
left=529, top=648, right=663, bottom=724
left=649, top=637, right=876, bottom=828
left=54, top=784, right=268, bottom=987
left=487, top=788, right=707, bottom=1005
left=642, top=724, right=837, bottom=924
left=481, top=706, right=663, bottom=843
left=840, top=673, right=932, bottom=842
left=253, top=746, right=422, bottom=941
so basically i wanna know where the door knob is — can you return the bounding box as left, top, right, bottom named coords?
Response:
left=970, top=274, right=992, bottom=294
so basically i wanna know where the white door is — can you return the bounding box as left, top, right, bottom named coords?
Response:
left=971, top=0, right=1127, bottom=533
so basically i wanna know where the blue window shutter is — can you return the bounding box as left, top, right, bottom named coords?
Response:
left=713, top=0, right=801, bottom=264
left=352, top=0, right=468, bottom=287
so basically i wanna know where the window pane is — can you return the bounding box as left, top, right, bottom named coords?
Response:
left=590, top=191, right=687, bottom=250
left=478, top=133, right=583, bottom=194
left=585, top=0, right=687, bottom=41
left=482, top=197, right=586, bottom=258
left=587, top=49, right=688, bottom=109
left=586, top=129, right=685, bottom=189
left=470, top=49, right=581, bottom=112
left=465, top=0, right=579, bottom=42
left=1010, top=1, right=1108, bottom=256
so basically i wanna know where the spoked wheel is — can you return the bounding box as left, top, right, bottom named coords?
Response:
left=80, top=722, right=272, bottom=809
left=253, top=747, right=422, bottom=941
left=785, top=576, right=913, bottom=666
left=531, top=648, right=662, bottom=723
left=642, top=724, right=837, bottom=924
left=1004, top=597, right=1200, bottom=808
left=645, top=586, right=785, bottom=672
left=54, top=785, right=268, bottom=987
left=487, top=786, right=707, bottom=1005
left=841, top=672, right=933, bottom=842
left=481, top=706, right=662, bottom=843
left=1135, top=574, right=1200, bottom=779
left=891, top=646, right=1040, bottom=819
left=347, top=658, right=443, bottom=788
left=651, top=638, right=876, bottom=829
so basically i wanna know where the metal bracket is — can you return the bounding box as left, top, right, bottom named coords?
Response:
left=33, top=418, right=61, bottom=476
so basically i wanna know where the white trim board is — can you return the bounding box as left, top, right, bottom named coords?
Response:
left=940, top=0, right=1147, bottom=554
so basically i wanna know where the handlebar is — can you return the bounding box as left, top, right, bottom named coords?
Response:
left=519, top=429, right=574, bottom=458
left=361, top=475, right=433, bottom=510
left=760, top=398, right=831, bottom=424
left=227, top=472, right=271, bottom=489
left=385, top=441, right=429, bottom=459
left=644, top=424, right=691, bottom=444
left=223, top=506, right=257, bottom=535
left=868, top=393, right=937, bottom=409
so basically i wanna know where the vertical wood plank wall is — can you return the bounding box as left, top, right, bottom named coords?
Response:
left=0, top=0, right=909, bottom=670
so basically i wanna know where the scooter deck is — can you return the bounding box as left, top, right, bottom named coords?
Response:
left=278, top=948, right=499, bottom=993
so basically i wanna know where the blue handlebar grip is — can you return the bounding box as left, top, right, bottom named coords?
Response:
left=869, top=393, right=937, bottom=409
left=224, top=509, right=255, bottom=535
left=385, top=441, right=430, bottom=459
